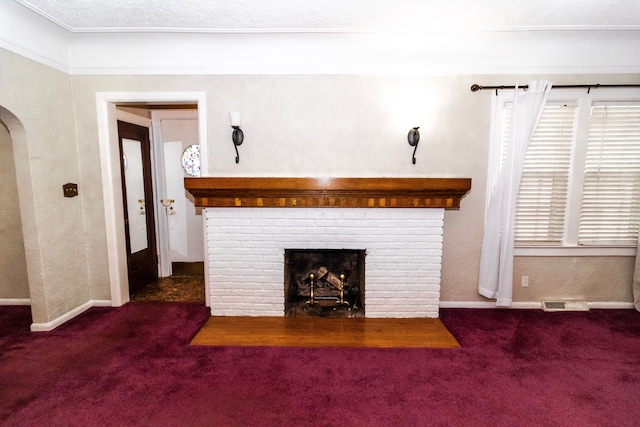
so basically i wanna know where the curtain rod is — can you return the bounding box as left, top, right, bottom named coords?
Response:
left=470, top=83, right=640, bottom=93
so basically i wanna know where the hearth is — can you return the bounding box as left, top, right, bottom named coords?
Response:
left=285, top=249, right=365, bottom=318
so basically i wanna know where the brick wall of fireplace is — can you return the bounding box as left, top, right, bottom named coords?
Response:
left=205, top=207, right=445, bottom=318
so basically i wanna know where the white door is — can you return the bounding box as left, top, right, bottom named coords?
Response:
left=152, top=110, right=204, bottom=276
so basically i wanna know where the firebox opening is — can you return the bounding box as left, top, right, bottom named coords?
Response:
left=284, top=249, right=365, bottom=318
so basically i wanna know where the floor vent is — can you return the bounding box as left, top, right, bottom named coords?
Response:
left=542, top=300, right=589, bottom=312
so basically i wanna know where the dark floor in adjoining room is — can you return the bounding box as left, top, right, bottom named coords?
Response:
left=131, top=262, right=205, bottom=303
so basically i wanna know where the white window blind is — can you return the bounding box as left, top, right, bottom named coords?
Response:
left=578, top=103, right=640, bottom=246
left=502, top=104, right=577, bottom=244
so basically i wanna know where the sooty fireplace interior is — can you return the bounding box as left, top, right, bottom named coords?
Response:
left=284, top=249, right=365, bottom=318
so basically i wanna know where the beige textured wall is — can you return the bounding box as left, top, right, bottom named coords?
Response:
left=0, top=44, right=635, bottom=319
left=71, top=73, right=637, bottom=305
left=0, top=121, right=29, bottom=299
left=512, top=257, right=634, bottom=303
left=0, top=49, right=90, bottom=323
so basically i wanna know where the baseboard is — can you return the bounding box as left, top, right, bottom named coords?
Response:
left=588, top=302, right=635, bottom=309
left=30, top=299, right=113, bottom=332
left=0, top=298, right=31, bottom=306
left=439, top=301, right=542, bottom=309
left=440, top=301, right=635, bottom=310
left=91, top=299, right=113, bottom=307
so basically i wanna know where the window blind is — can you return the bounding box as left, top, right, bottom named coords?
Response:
left=513, top=104, right=577, bottom=244
left=578, top=104, right=640, bottom=246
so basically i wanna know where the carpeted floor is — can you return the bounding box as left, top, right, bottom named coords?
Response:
left=1, top=304, right=639, bottom=426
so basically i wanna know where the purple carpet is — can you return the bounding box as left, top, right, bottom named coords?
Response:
left=1, top=303, right=639, bottom=426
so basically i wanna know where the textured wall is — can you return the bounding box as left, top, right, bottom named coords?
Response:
left=70, top=73, right=638, bottom=308
left=1, top=61, right=634, bottom=322
left=205, top=208, right=444, bottom=317
left=0, top=49, right=90, bottom=323
left=512, top=257, right=634, bottom=303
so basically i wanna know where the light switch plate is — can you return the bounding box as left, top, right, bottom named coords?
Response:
left=63, top=183, right=78, bottom=197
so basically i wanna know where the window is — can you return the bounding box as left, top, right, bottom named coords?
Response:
left=489, top=89, right=640, bottom=255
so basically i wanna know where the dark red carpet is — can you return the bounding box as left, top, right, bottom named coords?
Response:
left=1, top=303, right=639, bottom=426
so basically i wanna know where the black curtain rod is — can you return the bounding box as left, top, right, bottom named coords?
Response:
left=470, top=83, right=640, bottom=93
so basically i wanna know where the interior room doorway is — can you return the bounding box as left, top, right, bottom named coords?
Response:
left=97, top=92, right=208, bottom=307
left=116, top=106, right=204, bottom=303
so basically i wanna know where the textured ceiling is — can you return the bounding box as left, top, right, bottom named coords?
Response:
left=13, top=0, right=640, bottom=32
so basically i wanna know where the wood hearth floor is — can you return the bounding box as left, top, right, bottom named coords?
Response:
left=190, top=316, right=460, bottom=348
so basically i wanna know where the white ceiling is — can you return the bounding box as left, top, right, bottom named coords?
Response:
left=13, top=0, right=640, bottom=33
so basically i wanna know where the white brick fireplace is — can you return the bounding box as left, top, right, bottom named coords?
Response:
left=185, top=177, right=471, bottom=319
left=205, top=207, right=444, bottom=317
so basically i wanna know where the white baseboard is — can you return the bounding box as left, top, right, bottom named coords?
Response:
left=0, top=298, right=31, bottom=306
left=30, top=299, right=113, bottom=332
left=440, top=301, right=635, bottom=310
left=439, top=301, right=542, bottom=309
left=90, top=299, right=113, bottom=307
left=588, top=302, right=635, bottom=309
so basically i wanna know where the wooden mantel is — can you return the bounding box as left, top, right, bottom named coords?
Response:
left=184, top=177, right=471, bottom=209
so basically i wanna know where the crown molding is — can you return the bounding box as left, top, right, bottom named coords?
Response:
left=2, top=1, right=640, bottom=76
left=67, top=30, right=640, bottom=76
left=0, top=1, right=70, bottom=73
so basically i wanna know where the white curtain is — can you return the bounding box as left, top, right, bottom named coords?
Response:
left=478, top=80, right=552, bottom=306
left=634, top=243, right=640, bottom=311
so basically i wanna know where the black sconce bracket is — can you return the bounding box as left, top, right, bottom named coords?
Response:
left=232, top=126, right=244, bottom=163
left=408, top=127, right=420, bottom=164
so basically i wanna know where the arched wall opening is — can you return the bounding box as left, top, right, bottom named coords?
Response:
left=0, top=105, right=45, bottom=324
left=0, top=114, right=29, bottom=303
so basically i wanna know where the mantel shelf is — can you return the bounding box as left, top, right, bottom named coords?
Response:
left=184, top=177, right=471, bottom=209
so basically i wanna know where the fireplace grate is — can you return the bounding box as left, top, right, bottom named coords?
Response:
left=284, top=249, right=365, bottom=318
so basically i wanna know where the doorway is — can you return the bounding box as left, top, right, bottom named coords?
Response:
left=128, top=108, right=205, bottom=303
left=116, top=107, right=205, bottom=302
left=96, top=92, right=209, bottom=306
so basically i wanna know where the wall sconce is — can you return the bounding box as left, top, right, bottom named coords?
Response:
left=407, top=127, right=420, bottom=164
left=229, top=112, right=244, bottom=163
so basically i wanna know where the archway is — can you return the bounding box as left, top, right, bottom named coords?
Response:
left=0, top=106, right=45, bottom=325
left=0, top=114, right=29, bottom=303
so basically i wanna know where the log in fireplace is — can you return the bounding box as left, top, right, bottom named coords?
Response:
left=284, top=249, right=366, bottom=318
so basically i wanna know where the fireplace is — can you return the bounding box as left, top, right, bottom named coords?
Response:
left=199, top=207, right=445, bottom=317
left=284, top=249, right=366, bottom=317
left=184, top=177, right=471, bottom=318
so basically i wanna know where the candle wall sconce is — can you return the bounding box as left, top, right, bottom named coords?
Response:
left=408, top=127, right=420, bottom=164
left=229, top=112, right=244, bottom=163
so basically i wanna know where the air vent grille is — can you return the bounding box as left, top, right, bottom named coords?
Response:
left=542, top=300, right=589, bottom=312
